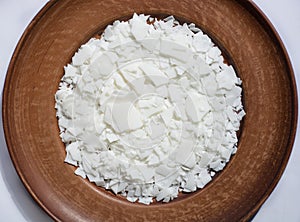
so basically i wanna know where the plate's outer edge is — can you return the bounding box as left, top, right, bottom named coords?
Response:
left=236, top=1, right=298, bottom=221
left=2, top=1, right=62, bottom=221
left=2, top=0, right=297, bottom=222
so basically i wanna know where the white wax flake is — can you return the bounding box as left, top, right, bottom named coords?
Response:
left=185, top=91, right=211, bottom=123
left=193, top=33, right=212, bottom=52
left=207, top=47, right=221, bottom=61
left=55, top=14, right=245, bottom=205
left=138, top=197, right=153, bottom=205
left=74, top=167, right=86, bottom=179
left=168, top=84, right=185, bottom=102
left=160, top=107, right=174, bottom=125
left=216, top=65, right=238, bottom=90
left=89, top=53, right=116, bottom=78
left=175, top=139, right=195, bottom=167
left=149, top=120, right=165, bottom=139
left=106, top=133, right=119, bottom=143
left=160, top=39, right=192, bottom=63
left=113, top=74, right=126, bottom=88
left=139, top=62, right=169, bottom=86
left=64, top=64, right=78, bottom=79
left=130, top=14, right=150, bottom=41
left=72, top=45, right=93, bottom=66
left=196, top=170, right=212, bottom=188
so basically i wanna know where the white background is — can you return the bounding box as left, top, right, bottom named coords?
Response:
left=0, top=1, right=299, bottom=221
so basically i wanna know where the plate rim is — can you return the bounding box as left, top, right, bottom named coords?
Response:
left=2, top=0, right=298, bottom=221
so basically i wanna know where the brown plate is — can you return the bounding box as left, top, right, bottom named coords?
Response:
left=2, top=0, right=297, bottom=221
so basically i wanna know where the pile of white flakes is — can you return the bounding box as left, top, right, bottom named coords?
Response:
left=55, top=14, right=245, bottom=204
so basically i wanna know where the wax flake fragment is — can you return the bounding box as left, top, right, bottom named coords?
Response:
left=110, top=94, right=143, bottom=132
left=163, top=67, right=177, bottom=79
left=127, top=77, right=146, bottom=94
left=183, top=173, right=197, bottom=192
left=160, top=39, right=192, bottom=63
left=197, top=58, right=212, bottom=76
left=174, top=139, right=195, bottom=165
left=65, top=151, right=77, bottom=166
left=156, top=188, right=170, bottom=202
left=142, top=106, right=163, bottom=118
left=160, top=107, right=174, bottom=125
left=113, top=74, right=127, bottom=88
left=210, top=159, right=226, bottom=171
left=139, top=63, right=169, bottom=86
left=61, top=94, right=74, bottom=118
left=138, top=197, right=153, bottom=205
left=155, top=164, right=175, bottom=177
left=216, top=70, right=237, bottom=90
left=168, top=84, right=185, bottom=102
left=185, top=93, right=200, bottom=123
left=128, top=106, right=144, bottom=130
left=170, top=130, right=181, bottom=141
left=137, top=97, right=154, bottom=108
left=132, top=129, right=147, bottom=138
left=147, top=154, right=160, bottom=165
left=138, top=165, right=155, bottom=182
left=72, top=45, right=93, bottom=66
left=219, top=146, right=233, bottom=161
left=74, top=167, right=86, bottom=179
left=201, top=74, right=218, bottom=96
left=198, top=152, right=213, bottom=168
left=140, top=38, right=160, bottom=52
left=208, top=47, right=221, bottom=61
left=175, top=66, right=185, bottom=76
left=183, top=153, right=196, bottom=169
left=64, top=64, right=78, bottom=78
left=226, top=107, right=239, bottom=123
left=237, top=109, right=246, bottom=120
left=193, top=34, right=212, bottom=52
left=149, top=120, right=165, bottom=139
left=196, top=170, right=212, bottom=188
left=106, top=133, right=119, bottom=143
left=127, top=197, right=138, bottom=203
left=89, top=53, right=116, bottom=78
left=155, top=85, right=168, bottom=97
left=130, top=15, right=150, bottom=41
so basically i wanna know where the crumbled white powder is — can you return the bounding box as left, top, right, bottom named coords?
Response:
left=55, top=13, right=245, bottom=204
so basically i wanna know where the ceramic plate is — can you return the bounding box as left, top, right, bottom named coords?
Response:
left=3, top=0, right=297, bottom=221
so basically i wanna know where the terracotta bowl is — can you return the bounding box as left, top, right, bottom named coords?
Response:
left=2, top=0, right=297, bottom=221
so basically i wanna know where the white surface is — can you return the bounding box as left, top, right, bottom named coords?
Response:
left=0, top=0, right=299, bottom=221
